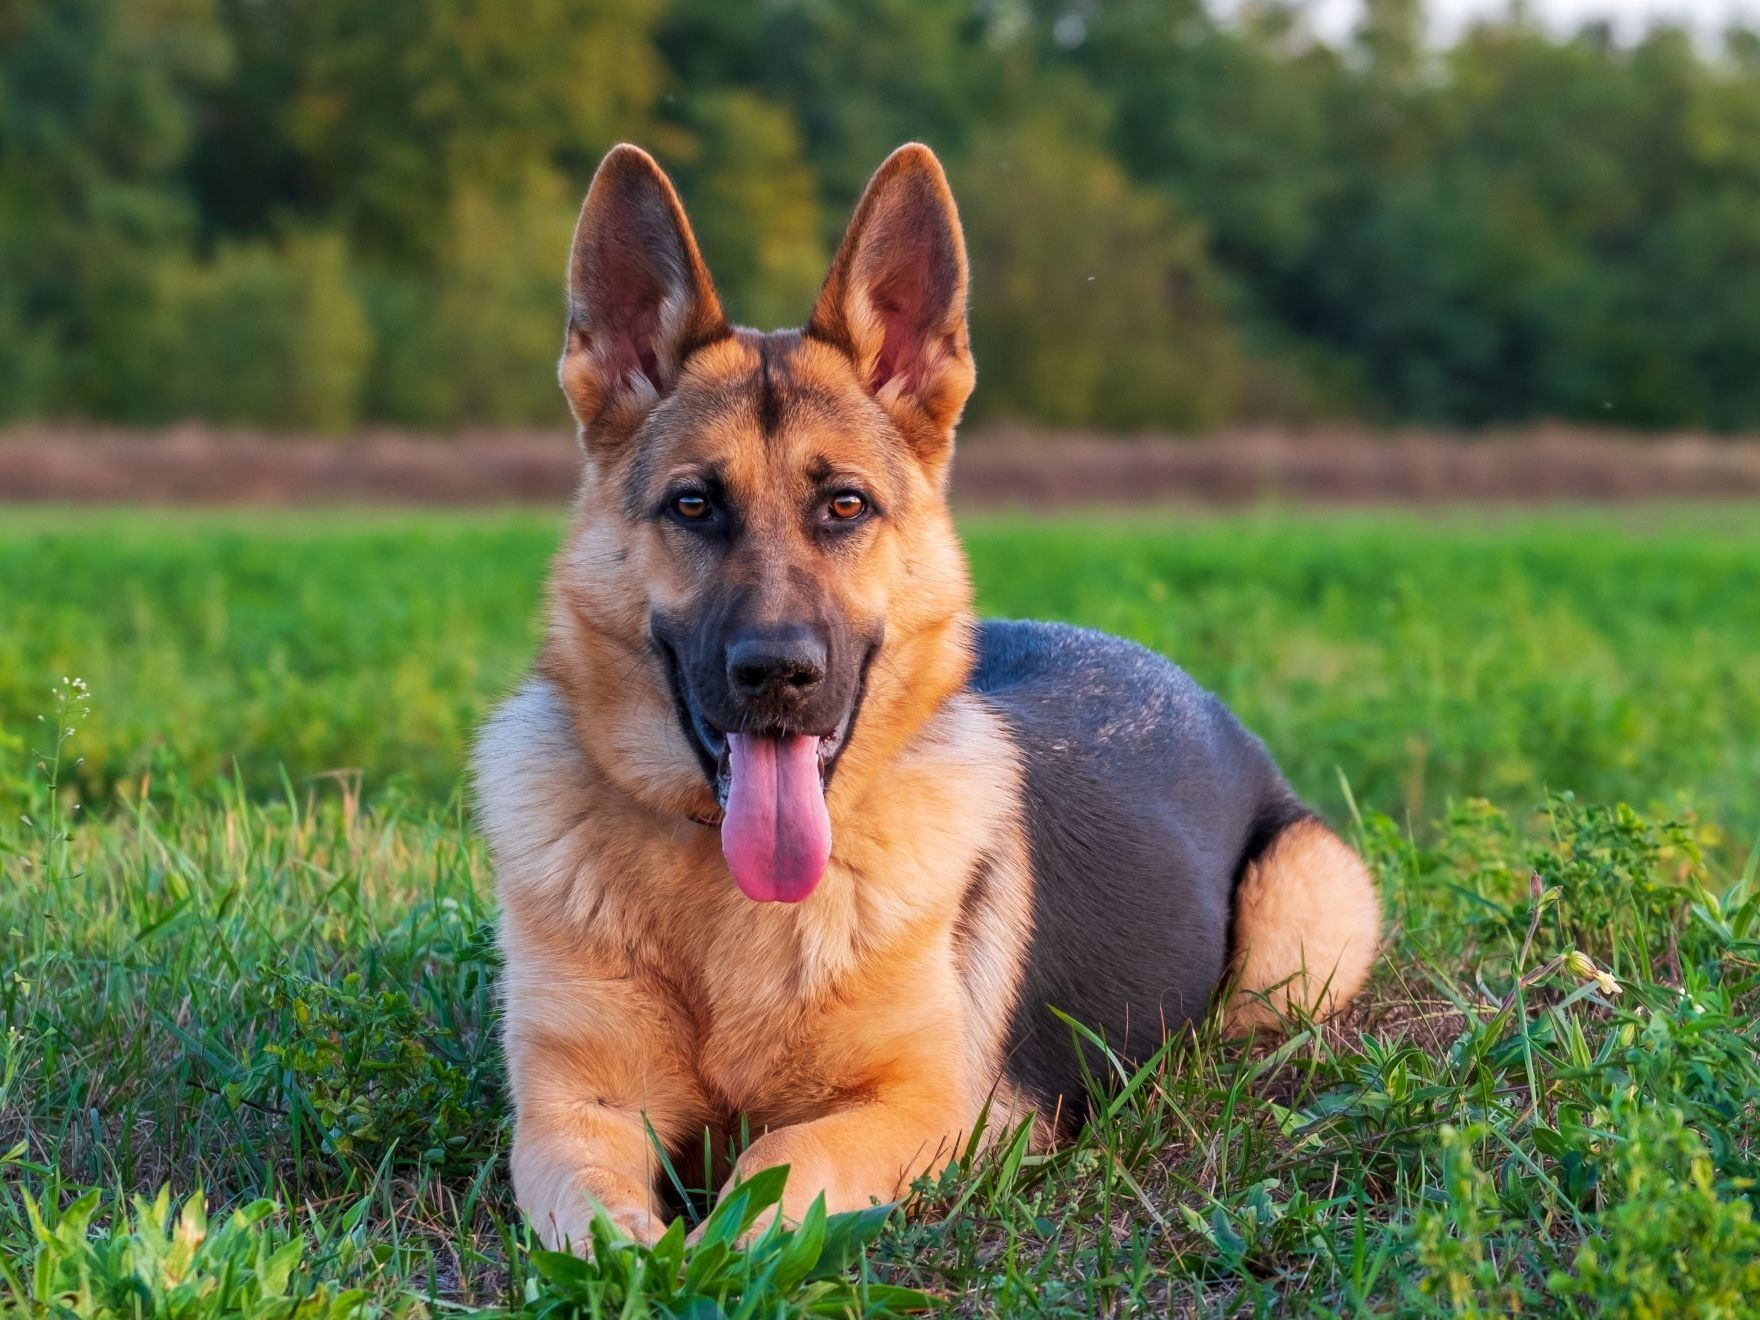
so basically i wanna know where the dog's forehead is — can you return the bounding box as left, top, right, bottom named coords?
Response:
left=632, top=331, right=908, bottom=498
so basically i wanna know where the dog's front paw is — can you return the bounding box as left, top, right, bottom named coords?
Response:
left=534, top=1198, right=665, bottom=1254
left=684, top=1200, right=784, bottom=1251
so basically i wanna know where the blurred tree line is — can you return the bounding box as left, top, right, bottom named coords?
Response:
left=4, top=0, right=1759, bottom=434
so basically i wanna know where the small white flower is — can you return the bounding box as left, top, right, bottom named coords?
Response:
left=1564, top=950, right=1621, bottom=997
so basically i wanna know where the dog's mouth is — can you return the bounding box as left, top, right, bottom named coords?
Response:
left=657, top=642, right=871, bottom=904
left=703, top=714, right=853, bottom=808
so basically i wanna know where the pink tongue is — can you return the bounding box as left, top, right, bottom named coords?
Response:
left=721, top=733, right=832, bottom=902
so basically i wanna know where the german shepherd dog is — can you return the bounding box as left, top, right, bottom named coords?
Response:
left=474, top=143, right=1381, bottom=1248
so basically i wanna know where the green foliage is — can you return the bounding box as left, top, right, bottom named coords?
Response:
left=259, top=963, right=505, bottom=1179
left=0, top=0, right=228, bottom=422
left=149, top=230, right=373, bottom=432
left=8, top=1, right=1760, bottom=430
left=673, top=90, right=829, bottom=332
left=396, top=174, right=580, bottom=427
left=0, top=288, right=60, bottom=417
left=194, top=0, right=668, bottom=263
left=960, top=101, right=1245, bottom=431
left=520, top=1171, right=928, bottom=1317
left=15, top=505, right=1757, bottom=839
left=1550, top=1101, right=1760, bottom=1318
left=0, top=510, right=548, bottom=803
left=5, top=1189, right=368, bottom=1318
left=1407, top=1126, right=1529, bottom=1315
left=3, top=510, right=1759, bottom=1312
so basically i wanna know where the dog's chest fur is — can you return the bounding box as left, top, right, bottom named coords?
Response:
left=476, top=678, right=1029, bottom=1126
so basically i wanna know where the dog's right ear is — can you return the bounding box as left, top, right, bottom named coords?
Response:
left=560, top=145, right=729, bottom=443
left=807, top=143, right=973, bottom=472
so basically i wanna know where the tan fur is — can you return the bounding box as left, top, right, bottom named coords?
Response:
left=1223, top=818, right=1382, bottom=1032
left=481, top=677, right=1033, bottom=1244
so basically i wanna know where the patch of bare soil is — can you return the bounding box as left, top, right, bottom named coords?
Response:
left=5, top=422, right=1760, bottom=508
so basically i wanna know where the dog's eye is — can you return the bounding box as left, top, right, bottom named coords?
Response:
left=828, top=492, right=867, bottom=520
left=673, top=493, right=711, bottom=521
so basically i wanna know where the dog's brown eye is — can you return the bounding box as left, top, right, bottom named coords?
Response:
left=674, top=494, right=710, bottom=520
left=829, top=492, right=866, bottom=520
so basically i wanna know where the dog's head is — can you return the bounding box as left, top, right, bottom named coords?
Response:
left=546, top=143, right=977, bottom=903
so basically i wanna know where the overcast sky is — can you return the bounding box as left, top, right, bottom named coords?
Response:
left=1251, top=0, right=1759, bottom=43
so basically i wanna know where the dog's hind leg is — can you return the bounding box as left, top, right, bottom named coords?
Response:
left=1223, top=816, right=1382, bottom=1033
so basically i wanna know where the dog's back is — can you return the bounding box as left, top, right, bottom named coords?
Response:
left=974, top=620, right=1378, bottom=1118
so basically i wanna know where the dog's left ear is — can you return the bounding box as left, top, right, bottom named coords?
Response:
left=808, top=143, right=973, bottom=469
left=560, top=144, right=730, bottom=446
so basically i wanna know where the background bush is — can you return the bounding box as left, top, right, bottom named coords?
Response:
left=148, top=231, right=372, bottom=432
left=6, top=0, right=1760, bottom=434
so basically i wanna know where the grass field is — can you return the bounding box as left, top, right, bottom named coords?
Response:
left=4, top=504, right=1759, bottom=1315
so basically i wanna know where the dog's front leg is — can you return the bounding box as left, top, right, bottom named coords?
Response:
left=501, top=941, right=702, bottom=1251
left=718, top=957, right=972, bottom=1235
left=726, top=1092, right=969, bottom=1232
left=510, top=1092, right=669, bottom=1248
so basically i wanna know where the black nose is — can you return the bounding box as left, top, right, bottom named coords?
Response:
left=727, top=628, right=827, bottom=704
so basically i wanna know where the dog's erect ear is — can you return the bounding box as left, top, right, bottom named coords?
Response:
left=807, top=144, right=973, bottom=465
left=560, top=144, right=729, bottom=441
